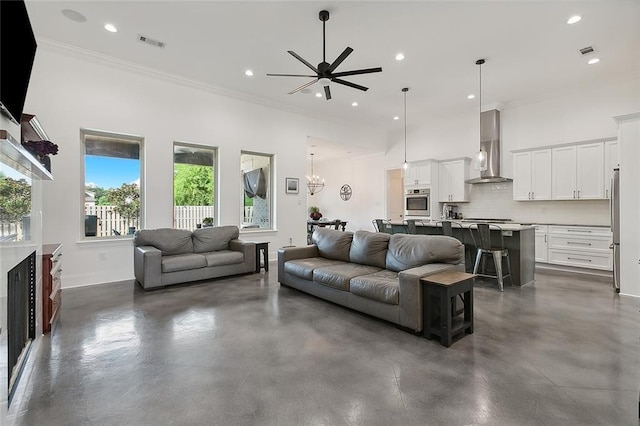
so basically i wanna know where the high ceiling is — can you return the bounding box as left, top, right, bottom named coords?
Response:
left=25, top=1, right=640, bottom=157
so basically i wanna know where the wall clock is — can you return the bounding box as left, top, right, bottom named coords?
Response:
left=340, top=184, right=352, bottom=201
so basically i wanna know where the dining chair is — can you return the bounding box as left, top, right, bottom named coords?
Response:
left=468, top=223, right=512, bottom=291
left=332, top=219, right=341, bottom=230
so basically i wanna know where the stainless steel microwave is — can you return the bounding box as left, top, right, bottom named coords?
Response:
left=405, top=188, right=430, bottom=217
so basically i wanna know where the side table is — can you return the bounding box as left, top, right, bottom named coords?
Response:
left=421, top=271, right=475, bottom=347
left=255, top=242, right=269, bottom=272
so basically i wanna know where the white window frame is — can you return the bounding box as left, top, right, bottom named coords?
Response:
left=80, top=128, right=145, bottom=240
left=240, top=150, right=274, bottom=232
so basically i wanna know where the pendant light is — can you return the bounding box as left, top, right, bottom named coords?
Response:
left=475, top=59, right=488, bottom=171
left=306, top=153, right=325, bottom=195
left=402, top=87, right=409, bottom=170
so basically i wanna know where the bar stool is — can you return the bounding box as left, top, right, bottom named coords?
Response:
left=437, top=220, right=468, bottom=265
left=374, top=219, right=393, bottom=234
left=468, top=223, right=512, bottom=291
left=406, top=219, right=417, bottom=234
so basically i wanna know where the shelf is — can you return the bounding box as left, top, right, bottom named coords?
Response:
left=0, top=130, right=53, bottom=180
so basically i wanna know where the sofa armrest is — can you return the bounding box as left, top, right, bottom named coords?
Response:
left=230, top=239, right=256, bottom=269
left=134, top=245, right=162, bottom=290
left=277, top=245, right=320, bottom=283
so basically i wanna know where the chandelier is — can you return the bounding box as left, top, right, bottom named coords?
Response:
left=306, top=153, right=325, bottom=195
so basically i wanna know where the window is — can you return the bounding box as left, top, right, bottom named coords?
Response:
left=0, top=163, right=32, bottom=242
left=82, top=129, right=143, bottom=238
left=240, top=151, right=273, bottom=230
left=173, top=143, right=216, bottom=230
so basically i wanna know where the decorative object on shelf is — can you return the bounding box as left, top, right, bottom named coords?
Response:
left=309, top=206, right=322, bottom=220
left=474, top=59, right=488, bottom=172
left=340, top=184, right=352, bottom=201
left=306, top=153, right=324, bottom=195
left=402, top=87, right=409, bottom=170
left=21, top=139, right=58, bottom=172
left=285, top=177, right=299, bottom=194
left=202, top=217, right=214, bottom=227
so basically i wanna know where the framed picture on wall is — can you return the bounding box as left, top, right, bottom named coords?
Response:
left=285, top=177, right=299, bottom=194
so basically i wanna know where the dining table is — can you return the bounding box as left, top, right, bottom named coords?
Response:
left=306, top=219, right=348, bottom=244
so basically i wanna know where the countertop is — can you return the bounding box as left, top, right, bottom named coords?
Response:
left=390, top=220, right=535, bottom=231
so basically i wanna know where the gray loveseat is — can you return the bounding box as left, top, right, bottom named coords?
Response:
left=278, top=228, right=464, bottom=332
left=134, top=226, right=255, bottom=290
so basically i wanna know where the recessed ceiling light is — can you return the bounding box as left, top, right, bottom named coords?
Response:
left=352, top=102, right=358, bottom=107
left=467, top=94, right=475, bottom=100
left=567, top=15, right=582, bottom=24
left=62, top=9, right=87, bottom=23
left=104, top=23, right=118, bottom=33
left=587, top=58, right=600, bottom=65
left=393, top=116, right=399, bottom=120
left=395, top=53, right=405, bottom=61
left=315, top=92, right=322, bottom=98
left=245, top=70, right=254, bottom=77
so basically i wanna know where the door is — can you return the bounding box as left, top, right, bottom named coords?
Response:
left=448, top=160, right=468, bottom=202
left=513, top=151, right=532, bottom=200
left=386, top=168, right=404, bottom=221
left=552, top=145, right=577, bottom=199
left=534, top=227, right=548, bottom=262
left=531, top=149, right=552, bottom=200
left=438, top=162, right=451, bottom=202
left=403, top=163, right=417, bottom=186
left=415, top=161, right=432, bottom=185
left=576, top=143, right=604, bottom=199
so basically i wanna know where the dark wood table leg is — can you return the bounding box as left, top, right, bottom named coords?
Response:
left=441, top=287, right=452, bottom=347
left=423, top=286, right=433, bottom=339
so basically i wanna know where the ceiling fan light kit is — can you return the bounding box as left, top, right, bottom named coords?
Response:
left=267, top=10, right=382, bottom=100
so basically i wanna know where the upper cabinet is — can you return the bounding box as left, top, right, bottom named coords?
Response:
left=438, top=158, right=470, bottom=202
left=513, top=138, right=614, bottom=201
left=404, top=161, right=432, bottom=187
left=512, top=149, right=551, bottom=200
left=604, top=140, right=619, bottom=199
left=552, top=143, right=604, bottom=200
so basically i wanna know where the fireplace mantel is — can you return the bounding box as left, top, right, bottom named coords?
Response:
left=0, top=129, right=52, bottom=181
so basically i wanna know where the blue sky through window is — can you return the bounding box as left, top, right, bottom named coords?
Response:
left=85, top=155, right=140, bottom=189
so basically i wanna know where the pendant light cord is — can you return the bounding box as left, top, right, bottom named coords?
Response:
left=479, top=61, right=482, bottom=138
left=404, top=90, right=407, bottom=164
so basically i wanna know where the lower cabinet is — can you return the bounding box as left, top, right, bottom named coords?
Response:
left=534, top=225, right=548, bottom=263
left=539, top=225, right=612, bottom=271
left=42, top=243, right=62, bottom=333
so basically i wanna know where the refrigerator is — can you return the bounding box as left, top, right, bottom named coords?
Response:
left=610, top=168, right=620, bottom=293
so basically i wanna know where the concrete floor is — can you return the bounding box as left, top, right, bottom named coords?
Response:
left=12, top=267, right=640, bottom=425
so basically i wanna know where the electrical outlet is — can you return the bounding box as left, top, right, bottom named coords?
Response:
left=98, top=252, right=107, bottom=261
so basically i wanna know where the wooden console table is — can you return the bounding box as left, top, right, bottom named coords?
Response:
left=42, top=243, right=62, bottom=333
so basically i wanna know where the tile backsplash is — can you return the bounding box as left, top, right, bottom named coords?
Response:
left=456, top=182, right=610, bottom=226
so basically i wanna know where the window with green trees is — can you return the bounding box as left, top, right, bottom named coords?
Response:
left=240, top=151, right=272, bottom=230
left=173, top=143, right=216, bottom=229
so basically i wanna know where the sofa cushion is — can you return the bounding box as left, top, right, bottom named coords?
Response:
left=386, top=234, right=464, bottom=272
left=313, top=263, right=382, bottom=291
left=161, top=253, right=207, bottom=273
left=350, top=270, right=399, bottom=305
left=312, top=228, right=353, bottom=262
left=349, top=230, right=390, bottom=268
left=135, top=228, right=194, bottom=255
left=285, top=257, right=346, bottom=281
left=192, top=226, right=239, bottom=253
left=203, top=250, right=244, bottom=267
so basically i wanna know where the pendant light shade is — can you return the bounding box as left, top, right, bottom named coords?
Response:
left=306, top=153, right=325, bottom=195
left=475, top=59, right=488, bottom=171
left=402, top=87, right=409, bottom=169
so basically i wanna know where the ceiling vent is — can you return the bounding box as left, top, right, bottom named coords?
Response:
left=579, top=46, right=595, bottom=55
left=137, top=34, right=165, bottom=49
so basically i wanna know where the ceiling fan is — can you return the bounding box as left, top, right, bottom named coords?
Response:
left=267, top=10, right=382, bottom=100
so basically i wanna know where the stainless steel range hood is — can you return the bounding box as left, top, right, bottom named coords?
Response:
left=465, top=109, right=512, bottom=184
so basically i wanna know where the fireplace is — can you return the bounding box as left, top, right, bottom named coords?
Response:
left=6, top=252, right=36, bottom=405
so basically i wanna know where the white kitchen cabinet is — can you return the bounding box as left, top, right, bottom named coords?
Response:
left=513, top=149, right=551, bottom=200
left=404, top=161, right=431, bottom=187
left=604, top=140, right=619, bottom=199
left=547, top=225, right=612, bottom=271
left=534, top=225, right=548, bottom=263
left=552, top=143, right=604, bottom=200
left=438, top=158, right=469, bottom=202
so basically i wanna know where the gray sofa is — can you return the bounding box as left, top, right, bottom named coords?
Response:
left=134, top=226, right=255, bottom=290
left=278, top=228, right=465, bottom=332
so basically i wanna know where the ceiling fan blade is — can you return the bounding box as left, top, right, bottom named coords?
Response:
left=288, top=51, right=319, bottom=73
left=327, top=47, right=354, bottom=73
left=330, top=67, right=383, bottom=78
left=324, top=85, right=332, bottom=100
left=267, top=73, right=317, bottom=78
left=332, top=78, right=369, bottom=92
left=288, top=79, right=318, bottom=95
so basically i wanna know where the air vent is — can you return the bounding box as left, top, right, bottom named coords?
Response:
left=579, top=46, right=595, bottom=55
left=137, top=34, right=165, bottom=49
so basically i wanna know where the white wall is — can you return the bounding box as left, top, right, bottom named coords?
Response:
left=24, top=45, right=383, bottom=288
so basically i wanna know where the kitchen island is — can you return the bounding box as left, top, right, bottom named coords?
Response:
left=390, top=221, right=535, bottom=287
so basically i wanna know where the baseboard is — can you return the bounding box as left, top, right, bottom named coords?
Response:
left=63, top=271, right=134, bottom=288
left=535, top=263, right=613, bottom=280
